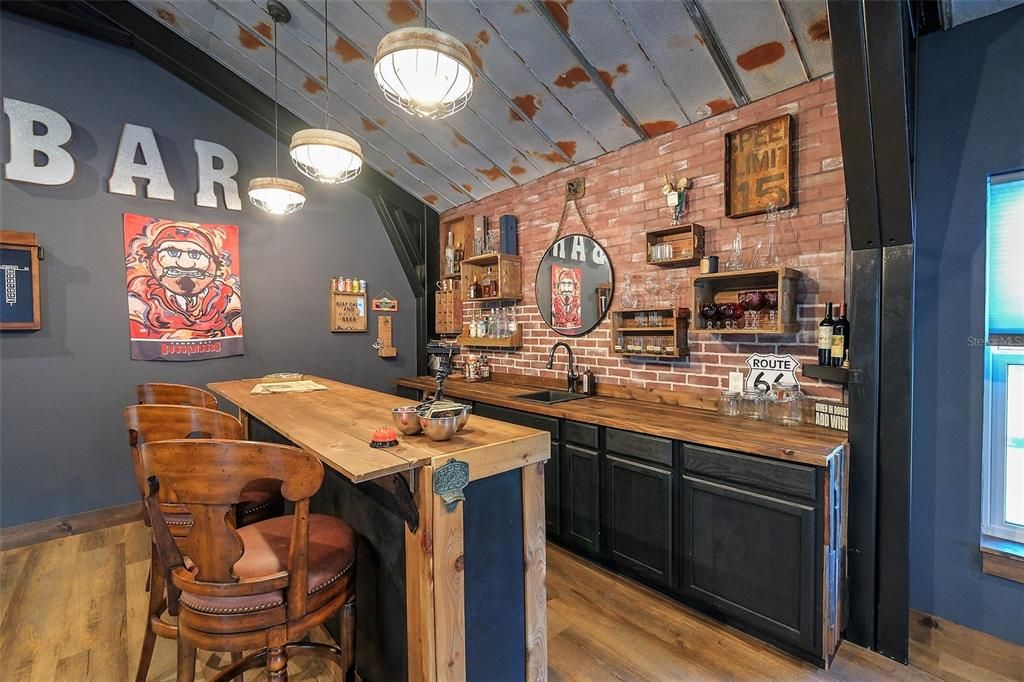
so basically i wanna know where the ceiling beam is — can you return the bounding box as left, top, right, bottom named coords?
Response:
left=531, top=0, right=648, bottom=140
left=684, top=0, right=750, bottom=106
left=775, top=0, right=812, bottom=82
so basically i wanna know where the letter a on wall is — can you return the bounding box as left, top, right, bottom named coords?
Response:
left=124, top=213, right=244, bottom=361
left=109, top=124, right=175, bottom=200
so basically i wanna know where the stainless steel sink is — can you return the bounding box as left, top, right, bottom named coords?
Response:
left=515, top=389, right=590, bottom=404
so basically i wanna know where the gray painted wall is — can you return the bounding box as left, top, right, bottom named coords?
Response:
left=911, top=5, right=1024, bottom=645
left=0, top=15, right=418, bottom=527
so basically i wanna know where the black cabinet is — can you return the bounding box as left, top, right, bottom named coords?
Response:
left=546, top=438, right=561, bottom=536
left=603, top=454, right=674, bottom=588
left=681, top=474, right=818, bottom=653
left=562, top=443, right=601, bottom=554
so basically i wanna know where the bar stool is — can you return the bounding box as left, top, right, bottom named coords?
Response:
left=142, top=439, right=356, bottom=682
left=124, top=405, right=284, bottom=682
left=137, top=382, right=219, bottom=409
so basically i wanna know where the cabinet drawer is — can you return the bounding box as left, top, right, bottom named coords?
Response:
left=562, top=421, right=599, bottom=448
left=605, top=428, right=672, bottom=467
left=473, top=402, right=560, bottom=440
left=684, top=445, right=816, bottom=502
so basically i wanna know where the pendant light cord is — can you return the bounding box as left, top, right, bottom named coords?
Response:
left=274, top=15, right=279, bottom=178
left=324, top=0, right=330, bottom=129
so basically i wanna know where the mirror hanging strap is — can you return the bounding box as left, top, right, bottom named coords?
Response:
left=552, top=196, right=595, bottom=241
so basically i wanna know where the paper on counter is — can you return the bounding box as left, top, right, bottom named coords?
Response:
left=250, top=380, right=329, bottom=395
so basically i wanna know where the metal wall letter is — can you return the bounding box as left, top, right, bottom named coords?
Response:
left=3, top=97, right=75, bottom=186
left=109, top=123, right=174, bottom=201
left=194, top=139, right=241, bottom=211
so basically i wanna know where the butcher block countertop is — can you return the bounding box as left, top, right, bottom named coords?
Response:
left=209, top=376, right=549, bottom=483
left=397, top=376, right=848, bottom=468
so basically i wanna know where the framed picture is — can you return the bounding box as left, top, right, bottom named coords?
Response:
left=1, top=230, right=42, bottom=331
left=724, top=114, right=793, bottom=218
left=330, top=291, right=367, bottom=332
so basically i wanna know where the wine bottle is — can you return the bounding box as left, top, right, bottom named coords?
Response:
left=830, top=303, right=849, bottom=368
left=445, top=232, right=454, bottom=276
left=817, top=302, right=834, bottom=366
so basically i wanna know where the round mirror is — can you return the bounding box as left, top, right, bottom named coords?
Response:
left=535, top=234, right=614, bottom=337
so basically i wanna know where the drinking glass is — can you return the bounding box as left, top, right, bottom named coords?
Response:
left=765, top=290, right=779, bottom=329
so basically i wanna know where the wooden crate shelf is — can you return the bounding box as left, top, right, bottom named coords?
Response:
left=461, top=253, right=523, bottom=302
left=645, top=223, right=705, bottom=268
left=456, top=328, right=523, bottom=350
left=441, top=214, right=474, bottom=278
left=692, top=267, right=801, bottom=334
left=435, top=289, right=462, bottom=336
left=802, top=364, right=850, bottom=385
left=610, top=307, right=690, bottom=358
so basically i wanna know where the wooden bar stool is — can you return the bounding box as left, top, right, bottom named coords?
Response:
left=142, top=439, right=356, bottom=682
left=124, top=405, right=284, bottom=682
left=137, top=382, right=219, bottom=409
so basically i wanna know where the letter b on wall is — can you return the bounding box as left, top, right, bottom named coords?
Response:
left=3, top=97, right=76, bottom=185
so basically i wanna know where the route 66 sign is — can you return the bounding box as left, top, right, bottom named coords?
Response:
left=744, top=353, right=801, bottom=393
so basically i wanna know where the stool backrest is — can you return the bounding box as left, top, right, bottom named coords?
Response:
left=137, top=383, right=218, bottom=409
left=124, top=405, right=243, bottom=504
left=141, top=439, right=323, bottom=610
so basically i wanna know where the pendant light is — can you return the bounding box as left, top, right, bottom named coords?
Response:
left=248, top=0, right=306, bottom=215
left=373, top=0, right=475, bottom=119
left=289, top=0, right=364, bottom=184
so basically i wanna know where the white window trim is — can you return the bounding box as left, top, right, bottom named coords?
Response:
left=982, top=346, right=1024, bottom=544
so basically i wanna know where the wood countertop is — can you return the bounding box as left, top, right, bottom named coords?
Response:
left=397, top=376, right=847, bottom=467
left=209, top=376, right=549, bottom=483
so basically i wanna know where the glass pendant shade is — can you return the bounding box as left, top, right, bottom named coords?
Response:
left=374, top=27, right=475, bottom=119
left=289, top=129, right=363, bottom=184
left=247, top=177, right=306, bottom=215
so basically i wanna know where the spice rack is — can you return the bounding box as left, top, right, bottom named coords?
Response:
left=330, top=290, right=367, bottom=332
left=457, top=327, right=523, bottom=350
left=645, top=223, right=705, bottom=268
left=692, top=266, right=800, bottom=334
left=610, top=307, right=690, bottom=358
left=435, top=288, right=462, bottom=335
left=460, top=253, right=523, bottom=302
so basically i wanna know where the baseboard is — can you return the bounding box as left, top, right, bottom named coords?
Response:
left=909, top=608, right=1024, bottom=681
left=0, top=501, right=143, bottom=551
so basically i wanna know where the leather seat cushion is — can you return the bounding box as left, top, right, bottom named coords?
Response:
left=179, top=514, right=355, bottom=616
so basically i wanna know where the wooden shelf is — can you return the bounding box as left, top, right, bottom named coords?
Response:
left=692, top=267, right=801, bottom=335
left=646, top=223, right=705, bottom=268
left=802, top=364, right=849, bottom=384
left=456, top=328, right=523, bottom=350
left=610, top=307, right=690, bottom=359
left=461, top=253, right=523, bottom=302
left=461, top=252, right=509, bottom=267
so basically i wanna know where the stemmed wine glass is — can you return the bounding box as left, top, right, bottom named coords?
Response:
left=621, top=274, right=638, bottom=309
left=740, top=290, right=767, bottom=330
left=644, top=276, right=660, bottom=308
left=700, top=303, right=719, bottom=331
left=765, top=291, right=779, bottom=330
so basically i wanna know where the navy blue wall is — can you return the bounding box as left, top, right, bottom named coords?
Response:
left=0, top=15, right=419, bottom=527
left=911, top=5, right=1024, bottom=645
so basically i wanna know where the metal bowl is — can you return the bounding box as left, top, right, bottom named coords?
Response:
left=418, top=414, right=459, bottom=441
left=455, top=404, right=472, bottom=432
left=392, top=406, right=422, bottom=435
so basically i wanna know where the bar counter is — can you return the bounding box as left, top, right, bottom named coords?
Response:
left=208, top=376, right=550, bottom=682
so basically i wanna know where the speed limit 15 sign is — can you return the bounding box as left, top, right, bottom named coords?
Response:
left=744, top=353, right=801, bottom=393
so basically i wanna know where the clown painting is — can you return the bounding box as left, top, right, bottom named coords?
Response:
left=551, top=265, right=582, bottom=332
left=123, top=213, right=244, bottom=361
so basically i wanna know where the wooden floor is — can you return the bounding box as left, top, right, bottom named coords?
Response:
left=0, top=520, right=1018, bottom=681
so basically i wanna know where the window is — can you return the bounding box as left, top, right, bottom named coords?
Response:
left=983, top=171, right=1024, bottom=544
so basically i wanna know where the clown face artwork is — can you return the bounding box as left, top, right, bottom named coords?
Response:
left=123, top=213, right=244, bottom=361
left=551, top=265, right=582, bottom=332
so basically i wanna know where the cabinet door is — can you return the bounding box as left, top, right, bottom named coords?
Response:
left=562, top=443, right=600, bottom=554
left=546, top=441, right=561, bottom=537
left=682, top=475, right=818, bottom=653
left=603, top=454, right=674, bottom=588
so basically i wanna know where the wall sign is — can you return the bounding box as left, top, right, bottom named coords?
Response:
left=371, top=292, right=399, bottom=311
left=725, top=114, right=793, bottom=218
left=0, top=230, right=41, bottom=331
left=814, top=402, right=849, bottom=431
left=3, top=97, right=242, bottom=211
left=744, top=353, right=801, bottom=393
left=124, top=213, right=244, bottom=361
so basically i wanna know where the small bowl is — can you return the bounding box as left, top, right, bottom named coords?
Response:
left=455, top=405, right=472, bottom=432
left=392, top=406, right=422, bottom=435
left=418, top=414, right=459, bottom=441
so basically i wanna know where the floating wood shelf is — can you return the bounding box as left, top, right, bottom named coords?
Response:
left=461, top=253, right=523, bottom=302
left=456, top=328, right=523, bottom=350
left=645, top=223, right=705, bottom=268
left=692, top=267, right=801, bottom=334
left=802, top=364, right=850, bottom=385
left=610, top=307, right=690, bottom=359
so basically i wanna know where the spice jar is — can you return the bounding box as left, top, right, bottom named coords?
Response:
left=717, top=390, right=740, bottom=417
left=740, top=390, right=767, bottom=420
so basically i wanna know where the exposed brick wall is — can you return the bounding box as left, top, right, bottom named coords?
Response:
left=441, top=77, right=846, bottom=403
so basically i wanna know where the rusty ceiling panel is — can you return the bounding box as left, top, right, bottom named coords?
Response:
left=613, top=0, right=738, bottom=121
left=779, top=0, right=833, bottom=79
left=695, top=0, right=808, bottom=101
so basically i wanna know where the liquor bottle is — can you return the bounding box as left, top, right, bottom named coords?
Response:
left=469, top=275, right=481, bottom=300
left=454, top=242, right=464, bottom=274
left=830, top=303, right=849, bottom=368
left=817, top=302, right=834, bottom=366
left=482, top=267, right=495, bottom=298
left=445, top=232, right=454, bottom=276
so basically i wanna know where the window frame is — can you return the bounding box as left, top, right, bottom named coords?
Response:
left=982, top=347, right=1024, bottom=544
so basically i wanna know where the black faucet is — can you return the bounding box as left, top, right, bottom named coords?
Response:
left=546, top=341, right=579, bottom=393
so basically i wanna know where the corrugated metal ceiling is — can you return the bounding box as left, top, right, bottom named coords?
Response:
left=131, top=0, right=835, bottom=210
